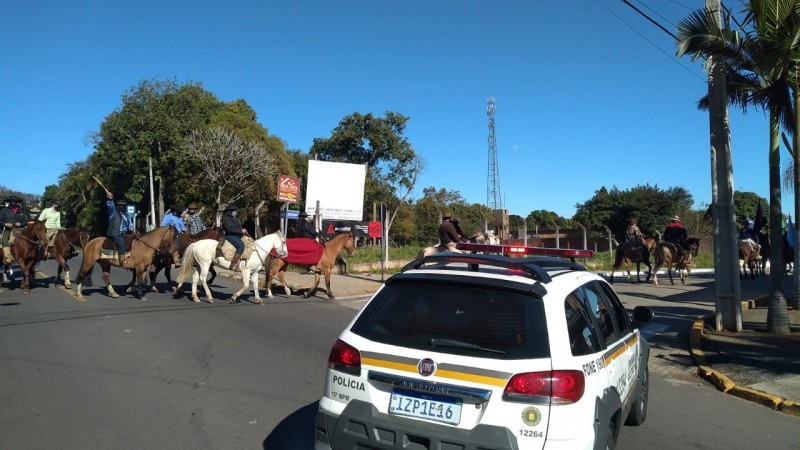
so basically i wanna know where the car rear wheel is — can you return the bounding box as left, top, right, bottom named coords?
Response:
left=625, top=364, right=648, bottom=426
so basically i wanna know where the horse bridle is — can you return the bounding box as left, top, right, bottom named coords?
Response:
left=252, top=231, right=287, bottom=268
left=132, top=226, right=178, bottom=257
left=13, top=224, right=47, bottom=250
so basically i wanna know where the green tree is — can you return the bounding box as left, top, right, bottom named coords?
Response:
left=311, top=112, right=424, bottom=256
left=177, top=127, right=278, bottom=226
left=677, top=1, right=797, bottom=328
left=574, top=185, right=692, bottom=241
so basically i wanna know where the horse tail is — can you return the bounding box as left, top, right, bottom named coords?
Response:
left=175, top=244, right=197, bottom=285
left=613, top=245, right=624, bottom=268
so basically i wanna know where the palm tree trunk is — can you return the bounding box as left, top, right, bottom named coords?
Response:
left=768, top=109, right=790, bottom=333
left=793, top=88, right=800, bottom=310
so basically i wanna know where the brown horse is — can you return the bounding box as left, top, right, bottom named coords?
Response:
left=4, top=221, right=48, bottom=294
left=47, top=226, right=92, bottom=289
left=147, top=227, right=223, bottom=292
left=652, top=237, right=701, bottom=286
left=266, top=232, right=356, bottom=300
left=610, top=237, right=657, bottom=284
left=738, top=240, right=760, bottom=280
left=75, top=226, right=180, bottom=300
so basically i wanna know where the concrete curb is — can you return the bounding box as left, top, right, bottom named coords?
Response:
left=690, top=301, right=800, bottom=417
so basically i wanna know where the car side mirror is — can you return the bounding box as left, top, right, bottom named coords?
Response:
left=631, top=306, right=654, bottom=326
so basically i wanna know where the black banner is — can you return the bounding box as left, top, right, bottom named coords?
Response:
left=321, top=220, right=371, bottom=238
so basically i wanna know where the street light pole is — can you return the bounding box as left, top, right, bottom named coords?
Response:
left=707, top=0, right=741, bottom=331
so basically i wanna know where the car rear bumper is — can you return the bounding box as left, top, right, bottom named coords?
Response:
left=316, top=399, right=520, bottom=450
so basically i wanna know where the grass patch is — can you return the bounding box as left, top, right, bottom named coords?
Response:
left=345, top=244, right=715, bottom=274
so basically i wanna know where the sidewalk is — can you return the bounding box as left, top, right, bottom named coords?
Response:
left=690, top=295, right=800, bottom=417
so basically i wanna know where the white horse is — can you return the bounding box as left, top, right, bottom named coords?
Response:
left=174, top=231, right=287, bottom=304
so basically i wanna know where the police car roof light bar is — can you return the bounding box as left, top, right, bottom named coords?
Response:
left=456, top=243, right=594, bottom=259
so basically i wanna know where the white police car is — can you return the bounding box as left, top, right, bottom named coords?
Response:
left=315, top=244, right=653, bottom=450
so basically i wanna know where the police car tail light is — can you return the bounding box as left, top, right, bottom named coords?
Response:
left=503, top=370, right=585, bottom=404
left=456, top=243, right=593, bottom=258
left=328, top=339, right=361, bottom=376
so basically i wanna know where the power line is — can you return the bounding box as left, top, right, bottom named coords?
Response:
left=597, top=0, right=705, bottom=82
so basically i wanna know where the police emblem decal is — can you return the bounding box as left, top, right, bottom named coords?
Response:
left=521, top=406, right=541, bottom=426
left=418, top=358, right=436, bottom=377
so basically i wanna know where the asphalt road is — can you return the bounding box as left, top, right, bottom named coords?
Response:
left=0, top=261, right=797, bottom=449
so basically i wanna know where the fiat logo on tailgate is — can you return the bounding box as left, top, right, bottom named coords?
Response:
left=418, top=358, right=437, bottom=376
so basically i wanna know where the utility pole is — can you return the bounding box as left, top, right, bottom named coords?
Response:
left=706, top=0, right=741, bottom=331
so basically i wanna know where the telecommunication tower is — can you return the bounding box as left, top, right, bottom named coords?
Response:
left=486, top=97, right=501, bottom=211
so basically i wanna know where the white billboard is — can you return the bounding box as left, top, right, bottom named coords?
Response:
left=305, top=160, right=366, bottom=221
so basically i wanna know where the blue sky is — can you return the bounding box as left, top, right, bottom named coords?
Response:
left=0, top=1, right=787, bottom=218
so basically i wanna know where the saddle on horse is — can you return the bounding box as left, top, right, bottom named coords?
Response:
left=216, top=236, right=255, bottom=270
left=100, top=234, right=137, bottom=268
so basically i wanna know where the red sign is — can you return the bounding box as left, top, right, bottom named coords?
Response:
left=277, top=175, right=300, bottom=203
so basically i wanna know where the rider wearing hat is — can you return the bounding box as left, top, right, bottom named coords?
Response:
left=222, top=204, right=245, bottom=270
left=38, top=199, right=63, bottom=258
left=739, top=218, right=761, bottom=256
left=185, top=202, right=206, bottom=236
left=625, top=217, right=647, bottom=257
left=296, top=211, right=320, bottom=241
left=438, top=212, right=462, bottom=253
left=160, top=204, right=187, bottom=234
left=450, top=217, right=469, bottom=242
left=1, top=197, right=30, bottom=264
left=105, top=191, right=134, bottom=268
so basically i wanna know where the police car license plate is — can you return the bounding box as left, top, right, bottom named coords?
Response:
left=389, top=388, right=462, bottom=425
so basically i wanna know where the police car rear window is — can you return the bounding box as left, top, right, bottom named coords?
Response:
left=350, top=282, right=550, bottom=360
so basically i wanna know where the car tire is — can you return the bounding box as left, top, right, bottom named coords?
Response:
left=625, top=364, right=649, bottom=426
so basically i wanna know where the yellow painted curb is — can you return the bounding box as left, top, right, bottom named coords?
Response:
left=698, top=368, right=735, bottom=393
left=779, top=400, right=800, bottom=417
left=729, top=386, right=782, bottom=409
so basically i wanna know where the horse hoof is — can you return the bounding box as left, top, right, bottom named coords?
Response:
left=110, top=293, right=119, bottom=298
left=255, top=299, right=264, bottom=305
left=206, top=298, right=214, bottom=304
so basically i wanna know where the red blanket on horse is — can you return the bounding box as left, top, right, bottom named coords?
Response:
left=275, top=238, right=323, bottom=264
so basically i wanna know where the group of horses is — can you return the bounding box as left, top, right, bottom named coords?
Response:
left=1, top=220, right=357, bottom=303
left=737, top=231, right=795, bottom=280
left=610, top=236, right=702, bottom=286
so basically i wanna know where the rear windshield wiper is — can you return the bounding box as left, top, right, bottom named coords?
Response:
left=429, top=338, right=505, bottom=354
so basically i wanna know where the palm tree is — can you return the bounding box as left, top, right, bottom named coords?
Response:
left=676, top=0, right=798, bottom=332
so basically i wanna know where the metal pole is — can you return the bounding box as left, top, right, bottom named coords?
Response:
left=148, top=157, right=156, bottom=231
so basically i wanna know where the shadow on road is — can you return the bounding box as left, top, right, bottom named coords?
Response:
left=263, top=401, right=317, bottom=449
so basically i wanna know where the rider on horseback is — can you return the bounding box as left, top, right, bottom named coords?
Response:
left=222, top=204, right=245, bottom=270
left=38, top=199, right=62, bottom=259
left=1, top=197, right=30, bottom=264
left=450, top=217, right=470, bottom=242
left=439, top=213, right=463, bottom=253
left=160, top=204, right=187, bottom=234
left=663, top=215, right=689, bottom=263
left=625, top=217, right=647, bottom=256
left=297, top=211, right=320, bottom=241
left=185, top=202, right=206, bottom=236
left=739, top=218, right=761, bottom=258
left=106, top=192, right=134, bottom=268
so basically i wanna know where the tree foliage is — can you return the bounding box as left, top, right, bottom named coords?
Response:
left=574, top=184, right=694, bottom=240
left=178, top=127, right=278, bottom=226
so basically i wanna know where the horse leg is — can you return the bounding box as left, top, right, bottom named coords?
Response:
left=667, top=264, right=675, bottom=285
left=101, top=266, right=119, bottom=298
left=278, top=269, right=292, bottom=297
left=21, top=261, right=31, bottom=294
left=250, top=270, right=263, bottom=305
left=652, top=262, right=661, bottom=286
left=304, top=271, right=322, bottom=298
left=190, top=270, right=201, bottom=303
left=230, top=268, right=249, bottom=303
left=324, top=269, right=334, bottom=300
left=198, top=264, right=213, bottom=303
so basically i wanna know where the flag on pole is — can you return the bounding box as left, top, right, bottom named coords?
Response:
left=754, top=200, right=767, bottom=234
left=787, top=216, right=795, bottom=249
